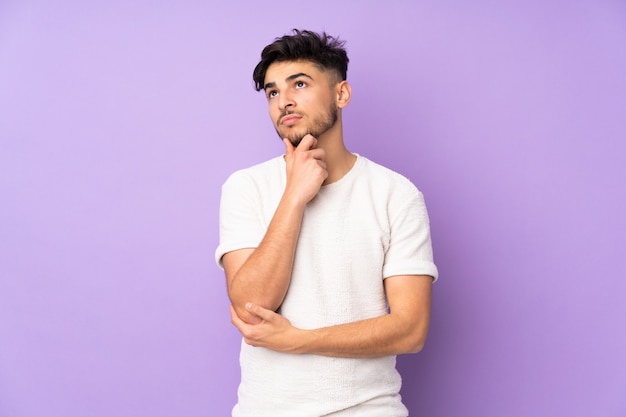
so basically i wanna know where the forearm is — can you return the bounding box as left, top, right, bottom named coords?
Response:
left=224, top=136, right=327, bottom=324
left=295, top=313, right=429, bottom=358
left=232, top=275, right=433, bottom=356
left=298, top=276, right=432, bottom=358
left=227, top=195, right=306, bottom=320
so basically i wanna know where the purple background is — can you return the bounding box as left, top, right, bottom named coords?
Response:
left=1, top=1, right=625, bottom=416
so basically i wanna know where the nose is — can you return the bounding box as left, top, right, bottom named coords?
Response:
left=278, top=91, right=295, bottom=111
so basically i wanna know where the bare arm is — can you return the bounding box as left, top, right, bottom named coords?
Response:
left=224, top=135, right=326, bottom=324
left=230, top=274, right=433, bottom=357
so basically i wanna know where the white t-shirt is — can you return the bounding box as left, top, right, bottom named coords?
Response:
left=216, top=155, right=438, bottom=417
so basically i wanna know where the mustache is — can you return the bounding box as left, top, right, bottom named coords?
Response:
left=279, top=110, right=303, bottom=121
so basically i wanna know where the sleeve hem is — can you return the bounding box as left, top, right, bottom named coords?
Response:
left=214, top=241, right=260, bottom=270
left=383, top=261, right=439, bottom=283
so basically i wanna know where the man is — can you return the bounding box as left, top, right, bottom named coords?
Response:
left=215, top=29, right=438, bottom=417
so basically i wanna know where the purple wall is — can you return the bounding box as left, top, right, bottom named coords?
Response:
left=1, top=1, right=625, bottom=416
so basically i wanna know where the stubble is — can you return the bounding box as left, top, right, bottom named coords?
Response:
left=276, top=101, right=338, bottom=147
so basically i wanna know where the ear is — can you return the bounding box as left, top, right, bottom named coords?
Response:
left=335, top=80, right=352, bottom=109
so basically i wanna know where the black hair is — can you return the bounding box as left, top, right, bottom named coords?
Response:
left=252, top=29, right=349, bottom=91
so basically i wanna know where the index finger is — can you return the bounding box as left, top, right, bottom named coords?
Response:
left=296, top=134, right=317, bottom=150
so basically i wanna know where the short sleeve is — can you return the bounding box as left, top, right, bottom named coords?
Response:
left=214, top=171, right=266, bottom=269
left=382, top=182, right=438, bottom=282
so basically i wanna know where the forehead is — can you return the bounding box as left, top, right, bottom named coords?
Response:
left=264, top=60, right=324, bottom=85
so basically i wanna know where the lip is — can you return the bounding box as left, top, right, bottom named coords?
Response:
left=280, top=114, right=302, bottom=126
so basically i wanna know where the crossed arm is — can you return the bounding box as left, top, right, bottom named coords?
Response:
left=229, top=273, right=433, bottom=358
left=224, top=197, right=305, bottom=325
left=224, top=215, right=433, bottom=358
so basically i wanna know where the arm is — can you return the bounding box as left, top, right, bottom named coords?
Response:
left=230, top=274, right=433, bottom=357
left=224, top=135, right=326, bottom=324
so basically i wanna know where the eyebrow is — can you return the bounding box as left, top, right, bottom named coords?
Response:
left=263, top=72, right=314, bottom=91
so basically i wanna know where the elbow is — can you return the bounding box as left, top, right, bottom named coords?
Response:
left=227, top=276, right=283, bottom=315
left=402, top=326, right=429, bottom=354
left=405, top=337, right=426, bottom=354
left=231, top=301, right=263, bottom=325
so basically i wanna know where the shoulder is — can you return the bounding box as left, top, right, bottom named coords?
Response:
left=358, top=156, right=422, bottom=196
left=222, top=156, right=284, bottom=189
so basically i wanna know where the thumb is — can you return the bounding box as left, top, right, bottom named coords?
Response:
left=283, top=138, right=295, bottom=157
left=246, top=302, right=274, bottom=321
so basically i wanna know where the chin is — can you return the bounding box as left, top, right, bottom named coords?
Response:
left=279, top=129, right=308, bottom=147
left=288, top=136, right=304, bottom=147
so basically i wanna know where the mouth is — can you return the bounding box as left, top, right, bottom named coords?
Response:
left=280, top=113, right=302, bottom=126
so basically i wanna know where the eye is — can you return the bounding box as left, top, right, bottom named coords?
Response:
left=267, top=90, right=278, bottom=99
left=295, top=81, right=306, bottom=88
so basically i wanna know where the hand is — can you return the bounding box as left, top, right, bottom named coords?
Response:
left=283, top=134, right=327, bottom=205
left=230, top=303, right=305, bottom=354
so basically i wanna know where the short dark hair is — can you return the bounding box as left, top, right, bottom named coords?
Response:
left=252, top=29, right=349, bottom=91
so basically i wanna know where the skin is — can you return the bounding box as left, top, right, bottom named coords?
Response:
left=223, top=60, right=433, bottom=357
left=266, top=68, right=338, bottom=147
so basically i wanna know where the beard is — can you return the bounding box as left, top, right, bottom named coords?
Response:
left=275, top=101, right=338, bottom=147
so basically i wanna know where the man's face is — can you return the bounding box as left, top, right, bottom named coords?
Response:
left=263, top=60, right=338, bottom=147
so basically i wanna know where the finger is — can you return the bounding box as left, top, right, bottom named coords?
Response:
left=283, top=138, right=295, bottom=157
left=297, top=134, right=317, bottom=150
left=230, top=305, right=245, bottom=329
left=309, top=148, right=326, bottom=161
left=246, top=302, right=275, bottom=321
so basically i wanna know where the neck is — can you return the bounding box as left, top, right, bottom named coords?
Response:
left=315, top=120, right=356, bottom=185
